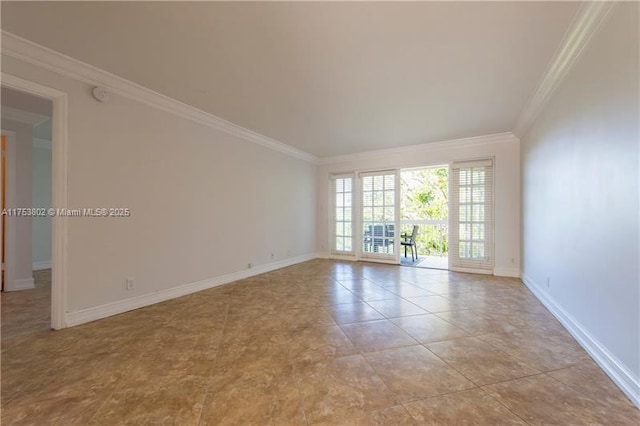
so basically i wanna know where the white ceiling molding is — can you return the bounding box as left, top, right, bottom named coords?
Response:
left=319, top=132, right=518, bottom=165
left=512, top=1, right=615, bottom=138
left=1, top=105, right=49, bottom=126
left=1, top=31, right=319, bottom=164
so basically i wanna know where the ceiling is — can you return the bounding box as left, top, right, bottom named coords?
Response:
left=1, top=2, right=580, bottom=157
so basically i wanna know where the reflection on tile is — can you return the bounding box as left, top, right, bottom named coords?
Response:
left=365, top=345, right=474, bottom=402
left=340, top=320, right=418, bottom=352
left=407, top=295, right=469, bottom=313
left=434, top=309, right=520, bottom=335
left=404, top=388, right=527, bottom=425
left=391, top=314, right=470, bottom=344
left=366, top=299, right=428, bottom=318
left=326, top=302, right=385, bottom=324
left=388, top=285, right=435, bottom=298
left=348, top=286, right=398, bottom=302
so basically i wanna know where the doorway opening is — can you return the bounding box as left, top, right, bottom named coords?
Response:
left=400, top=166, right=449, bottom=269
left=1, top=86, right=54, bottom=339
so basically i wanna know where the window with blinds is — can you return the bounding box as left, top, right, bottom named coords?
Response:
left=450, top=160, right=494, bottom=273
left=332, top=175, right=354, bottom=253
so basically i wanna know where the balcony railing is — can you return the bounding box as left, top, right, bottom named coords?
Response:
left=400, top=219, right=448, bottom=257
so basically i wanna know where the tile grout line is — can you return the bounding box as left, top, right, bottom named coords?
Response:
left=477, top=385, right=534, bottom=425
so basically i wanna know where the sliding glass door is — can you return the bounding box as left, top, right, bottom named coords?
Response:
left=359, top=170, right=400, bottom=264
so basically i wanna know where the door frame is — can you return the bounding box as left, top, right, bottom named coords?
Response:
left=2, top=73, right=69, bottom=329
left=1, top=131, right=18, bottom=292
left=399, top=165, right=451, bottom=269
left=356, top=169, right=401, bottom=265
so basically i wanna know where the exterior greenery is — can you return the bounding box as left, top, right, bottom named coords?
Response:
left=400, top=167, right=449, bottom=257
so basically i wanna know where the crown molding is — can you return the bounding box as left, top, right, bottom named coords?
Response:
left=1, top=31, right=319, bottom=164
left=1, top=105, right=49, bottom=126
left=318, top=132, right=518, bottom=165
left=512, top=1, right=616, bottom=138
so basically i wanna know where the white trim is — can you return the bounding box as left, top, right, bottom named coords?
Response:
left=1, top=130, right=18, bottom=295
left=328, top=252, right=357, bottom=261
left=1, top=31, right=318, bottom=164
left=330, top=173, right=356, bottom=257
left=65, top=253, right=317, bottom=327
left=32, top=260, right=52, bottom=271
left=513, top=1, right=615, bottom=138
left=0, top=106, right=49, bottom=126
left=493, top=267, right=520, bottom=278
left=33, top=137, right=51, bottom=150
left=6, top=277, right=34, bottom=292
left=2, top=73, right=69, bottom=330
left=522, top=274, right=640, bottom=408
left=0, top=129, right=17, bottom=296
left=450, top=267, right=493, bottom=275
left=319, top=132, right=517, bottom=165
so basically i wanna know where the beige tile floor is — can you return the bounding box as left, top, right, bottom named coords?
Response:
left=1, top=260, right=638, bottom=425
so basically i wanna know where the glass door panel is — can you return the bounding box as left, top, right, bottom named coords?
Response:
left=359, top=170, right=400, bottom=263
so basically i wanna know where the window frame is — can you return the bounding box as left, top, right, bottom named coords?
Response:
left=449, top=159, right=495, bottom=273
left=330, top=173, right=356, bottom=255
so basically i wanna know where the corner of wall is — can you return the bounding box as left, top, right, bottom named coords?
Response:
left=521, top=274, right=640, bottom=408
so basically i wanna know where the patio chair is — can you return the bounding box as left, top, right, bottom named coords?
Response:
left=401, top=225, right=419, bottom=261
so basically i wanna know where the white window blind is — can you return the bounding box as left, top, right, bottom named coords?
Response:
left=331, top=174, right=354, bottom=253
left=450, top=160, right=494, bottom=273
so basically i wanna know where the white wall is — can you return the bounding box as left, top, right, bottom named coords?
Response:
left=317, top=135, right=521, bottom=276
left=1, top=119, right=34, bottom=290
left=2, top=54, right=317, bottom=315
left=31, top=137, right=52, bottom=269
left=521, top=2, right=639, bottom=397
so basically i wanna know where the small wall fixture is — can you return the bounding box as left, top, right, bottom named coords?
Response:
left=92, top=86, right=110, bottom=103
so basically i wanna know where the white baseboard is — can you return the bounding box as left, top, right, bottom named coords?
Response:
left=329, top=253, right=358, bottom=261
left=32, top=260, right=52, bottom=271
left=65, top=253, right=317, bottom=327
left=494, top=267, right=520, bottom=278
left=6, top=277, right=35, bottom=291
left=521, top=274, right=640, bottom=408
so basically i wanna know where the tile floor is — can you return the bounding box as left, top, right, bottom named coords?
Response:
left=1, top=260, right=638, bottom=425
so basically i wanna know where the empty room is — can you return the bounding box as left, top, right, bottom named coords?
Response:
left=0, top=1, right=638, bottom=425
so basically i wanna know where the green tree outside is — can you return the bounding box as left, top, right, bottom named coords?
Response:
left=400, top=167, right=449, bottom=257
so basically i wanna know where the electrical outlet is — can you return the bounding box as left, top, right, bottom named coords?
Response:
left=248, top=263, right=252, bottom=269
left=546, top=276, right=551, bottom=288
left=125, top=278, right=135, bottom=291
